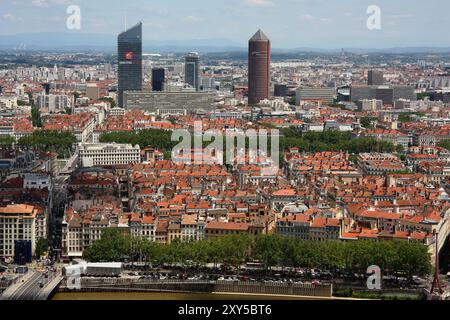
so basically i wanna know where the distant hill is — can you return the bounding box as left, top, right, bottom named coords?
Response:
left=1, top=32, right=450, bottom=54
left=0, top=32, right=245, bottom=53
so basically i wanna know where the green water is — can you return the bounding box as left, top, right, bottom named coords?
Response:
left=52, top=292, right=326, bottom=300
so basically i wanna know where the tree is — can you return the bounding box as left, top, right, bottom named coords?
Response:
left=279, top=129, right=398, bottom=154
left=35, top=238, right=49, bottom=258
left=438, top=140, right=450, bottom=151
left=81, top=233, right=432, bottom=277
left=253, top=235, right=283, bottom=270
left=99, top=129, right=176, bottom=151
left=17, top=100, right=29, bottom=106
left=83, top=228, right=129, bottom=262
left=31, top=106, right=42, bottom=127
left=0, top=135, right=15, bottom=147
left=98, top=97, right=116, bottom=109
left=18, top=130, right=77, bottom=158
left=360, top=117, right=377, bottom=129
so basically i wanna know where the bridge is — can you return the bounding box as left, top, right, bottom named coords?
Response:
left=58, top=151, right=79, bottom=176
left=0, top=271, right=63, bottom=301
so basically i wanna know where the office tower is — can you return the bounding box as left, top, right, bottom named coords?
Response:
left=274, top=84, right=287, bottom=97
left=185, top=52, right=201, bottom=91
left=368, top=70, right=384, bottom=86
left=124, top=91, right=216, bottom=115
left=118, top=22, right=143, bottom=108
left=350, top=85, right=416, bottom=105
left=248, top=29, right=271, bottom=105
left=152, top=68, right=165, bottom=92
left=295, top=87, right=336, bottom=105
left=42, top=83, right=50, bottom=95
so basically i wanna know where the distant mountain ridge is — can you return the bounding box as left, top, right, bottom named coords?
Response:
left=1, top=32, right=450, bottom=54
left=0, top=32, right=244, bottom=53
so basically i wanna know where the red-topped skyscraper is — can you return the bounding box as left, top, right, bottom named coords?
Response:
left=248, top=29, right=271, bottom=105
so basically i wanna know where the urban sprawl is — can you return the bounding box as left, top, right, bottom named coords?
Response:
left=1, top=24, right=450, bottom=299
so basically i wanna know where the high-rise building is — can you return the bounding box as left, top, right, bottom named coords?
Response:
left=118, top=22, right=143, bottom=108
left=295, top=87, right=336, bottom=105
left=350, top=85, right=416, bottom=105
left=42, top=83, right=51, bottom=95
left=248, top=29, right=271, bottom=105
left=124, top=91, right=216, bottom=115
left=368, top=70, right=384, bottom=86
left=152, top=68, right=165, bottom=92
left=185, top=53, right=201, bottom=91
left=0, top=204, right=46, bottom=259
left=274, top=84, right=288, bottom=97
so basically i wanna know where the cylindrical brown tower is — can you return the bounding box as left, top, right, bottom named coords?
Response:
left=248, top=29, right=271, bottom=105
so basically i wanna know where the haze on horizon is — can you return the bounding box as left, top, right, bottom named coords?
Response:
left=0, top=0, right=449, bottom=49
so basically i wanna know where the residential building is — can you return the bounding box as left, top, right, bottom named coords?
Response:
left=78, top=143, right=141, bottom=167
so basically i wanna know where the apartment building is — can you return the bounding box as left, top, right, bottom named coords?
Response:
left=78, top=143, right=141, bottom=168
left=363, top=129, right=412, bottom=149
left=357, top=153, right=405, bottom=176
left=0, top=204, right=46, bottom=258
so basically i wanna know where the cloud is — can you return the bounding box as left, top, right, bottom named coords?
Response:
left=245, top=0, right=275, bottom=7
left=300, top=14, right=315, bottom=22
left=31, top=0, right=73, bottom=7
left=2, top=13, right=23, bottom=22
left=300, top=14, right=331, bottom=24
left=385, top=14, right=414, bottom=20
left=31, top=0, right=49, bottom=6
left=183, top=15, right=202, bottom=23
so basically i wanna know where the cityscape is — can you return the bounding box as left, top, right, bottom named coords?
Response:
left=1, top=0, right=450, bottom=305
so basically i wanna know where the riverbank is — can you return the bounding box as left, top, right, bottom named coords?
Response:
left=52, top=291, right=346, bottom=300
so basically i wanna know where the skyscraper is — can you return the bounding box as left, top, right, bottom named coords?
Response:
left=185, top=52, right=201, bottom=91
left=248, top=29, right=271, bottom=105
left=368, top=70, right=384, bottom=86
left=152, top=68, right=165, bottom=92
left=118, top=22, right=143, bottom=108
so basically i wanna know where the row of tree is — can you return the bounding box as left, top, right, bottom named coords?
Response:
left=99, top=129, right=403, bottom=160
left=27, top=92, right=42, bottom=127
left=83, top=229, right=432, bottom=277
left=0, top=135, right=15, bottom=147
left=99, top=129, right=176, bottom=151
left=18, top=130, right=77, bottom=158
left=279, top=130, right=403, bottom=154
left=438, top=140, right=450, bottom=151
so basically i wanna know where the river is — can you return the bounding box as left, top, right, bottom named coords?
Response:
left=52, top=292, right=328, bottom=300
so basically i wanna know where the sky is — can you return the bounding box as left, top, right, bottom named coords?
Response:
left=0, top=0, right=450, bottom=49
